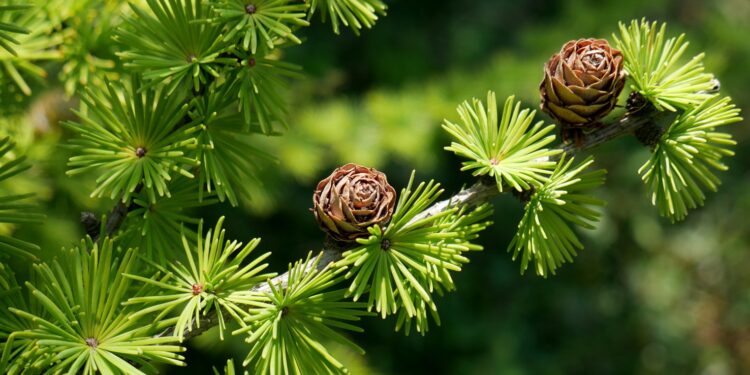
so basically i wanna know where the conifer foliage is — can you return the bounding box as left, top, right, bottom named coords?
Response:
left=0, top=1, right=743, bottom=373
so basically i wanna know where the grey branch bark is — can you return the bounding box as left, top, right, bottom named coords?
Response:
left=153, top=102, right=677, bottom=341
left=251, top=248, right=343, bottom=293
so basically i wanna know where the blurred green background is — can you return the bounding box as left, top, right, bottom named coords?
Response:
left=5, top=0, right=750, bottom=373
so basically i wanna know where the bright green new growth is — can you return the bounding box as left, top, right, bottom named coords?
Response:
left=235, top=253, right=372, bottom=375
left=509, top=156, right=606, bottom=277
left=65, top=78, right=199, bottom=203
left=443, top=91, right=560, bottom=192
left=0, top=2, right=62, bottom=95
left=0, top=136, right=43, bottom=260
left=613, top=19, right=716, bottom=111
left=1, top=239, right=186, bottom=374
left=118, top=0, right=237, bottom=94
left=394, top=203, right=493, bottom=334
left=336, top=172, right=492, bottom=334
left=125, top=217, right=275, bottom=340
left=0, top=3, right=29, bottom=55
left=59, top=1, right=121, bottom=96
left=639, top=96, right=742, bottom=221
left=308, top=0, right=387, bottom=35
left=213, top=0, right=309, bottom=53
left=0, top=262, right=50, bottom=374
left=190, top=81, right=270, bottom=206
left=611, top=19, right=743, bottom=221
left=230, top=49, right=304, bottom=134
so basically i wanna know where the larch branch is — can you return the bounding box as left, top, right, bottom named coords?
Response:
left=152, top=101, right=678, bottom=340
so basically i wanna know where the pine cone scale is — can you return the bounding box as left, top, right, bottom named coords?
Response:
left=562, top=63, right=585, bottom=86
left=546, top=101, right=588, bottom=123
left=569, top=86, right=606, bottom=102
left=568, top=103, right=608, bottom=116
left=550, top=77, right=586, bottom=105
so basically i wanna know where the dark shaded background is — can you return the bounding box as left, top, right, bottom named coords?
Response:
left=9, top=0, right=750, bottom=373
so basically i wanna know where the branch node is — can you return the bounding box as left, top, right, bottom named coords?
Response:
left=85, top=337, right=98, bottom=349
left=380, top=238, right=391, bottom=251
left=626, top=92, right=669, bottom=149
left=191, top=284, right=203, bottom=295
left=80, top=211, right=101, bottom=239
left=632, top=119, right=666, bottom=149
left=511, top=187, right=536, bottom=203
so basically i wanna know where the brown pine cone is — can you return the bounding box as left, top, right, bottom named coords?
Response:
left=540, top=38, right=626, bottom=142
left=312, top=163, right=397, bottom=242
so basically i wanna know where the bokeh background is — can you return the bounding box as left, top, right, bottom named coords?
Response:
left=4, top=0, right=750, bottom=373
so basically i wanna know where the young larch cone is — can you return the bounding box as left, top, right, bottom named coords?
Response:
left=313, top=163, right=397, bottom=242
left=540, top=39, right=626, bottom=142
